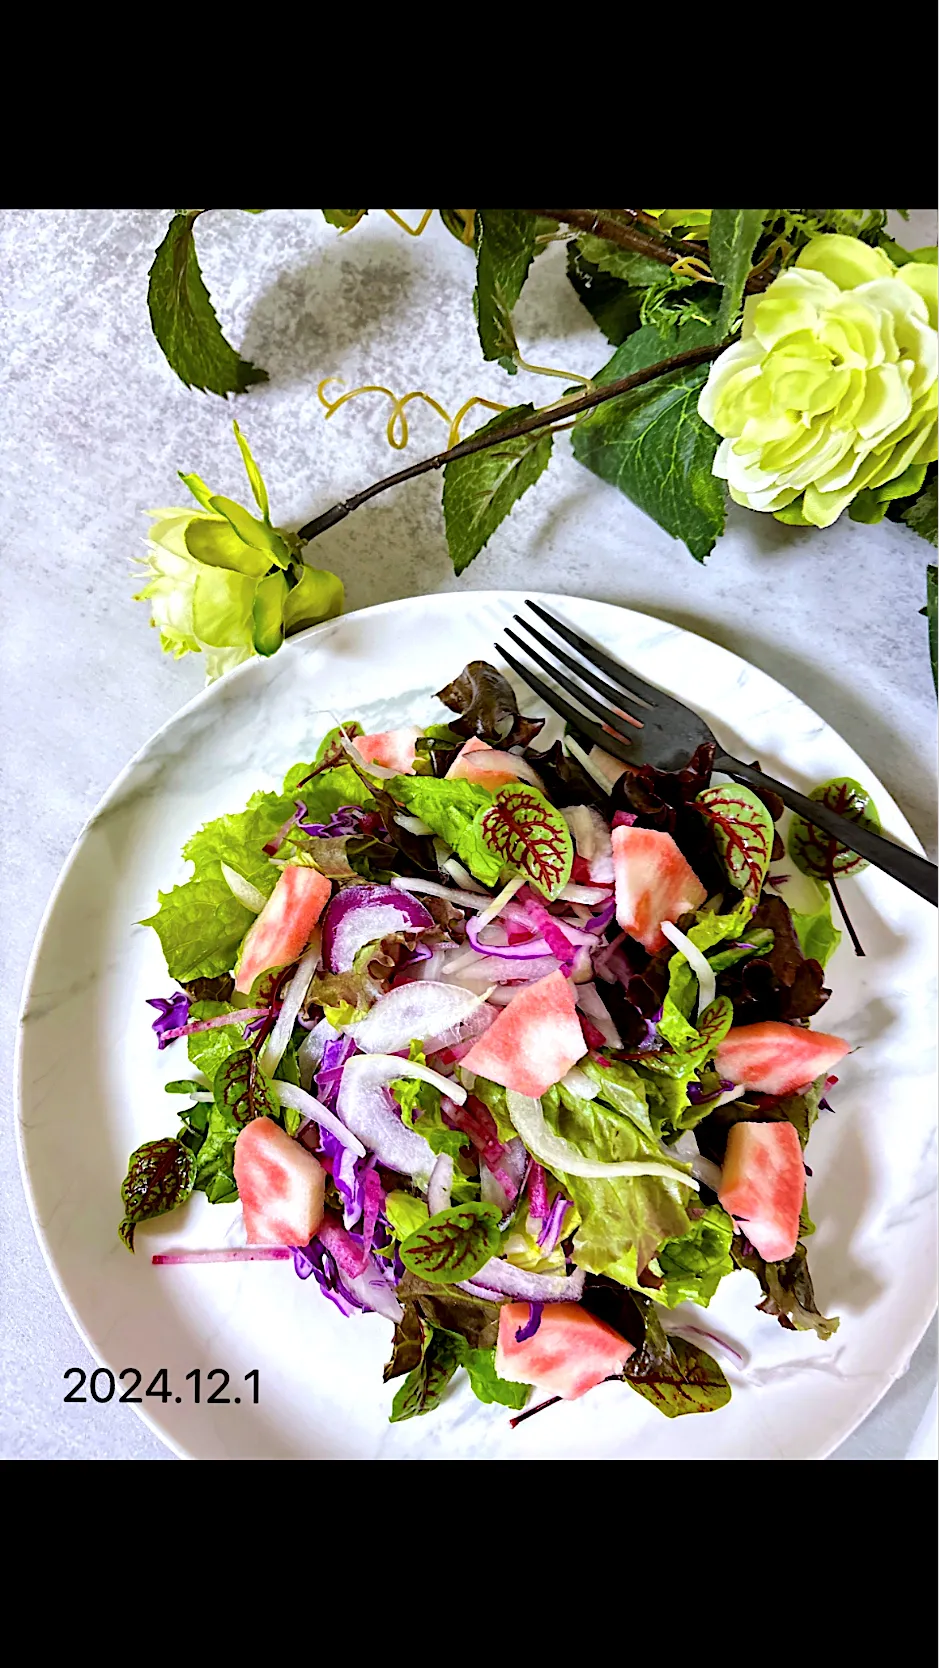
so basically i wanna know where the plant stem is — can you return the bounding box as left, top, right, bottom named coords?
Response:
left=830, top=876, right=865, bottom=957
left=529, top=208, right=772, bottom=292
left=297, top=343, right=722, bottom=542
left=509, top=1394, right=562, bottom=1429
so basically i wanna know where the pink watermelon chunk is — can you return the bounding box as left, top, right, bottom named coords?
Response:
left=234, top=1117, right=326, bottom=1246
left=496, top=1302, right=634, bottom=1399
left=718, top=1121, right=805, bottom=1262
left=611, top=825, right=707, bottom=953
left=234, top=863, right=331, bottom=994
left=356, top=726, right=421, bottom=774
left=447, top=738, right=543, bottom=791
left=460, top=969, right=585, bottom=1098
left=714, top=1021, right=849, bottom=1096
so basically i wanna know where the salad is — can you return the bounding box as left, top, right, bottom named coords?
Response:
left=122, top=659, right=851, bottom=1425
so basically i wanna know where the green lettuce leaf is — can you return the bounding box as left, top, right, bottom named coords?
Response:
left=385, top=1191, right=430, bottom=1240
left=185, top=1001, right=252, bottom=1083
left=387, top=774, right=503, bottom=886
left=541, top=1083, right=692, bottom=1289
left=657, top=1204, right=734, bottom=1307
left=147, top=211, right=267, bottom=397
left=442, top=405, right=553, bottom=575
left=790, top=880, right=842, bottom=967
left=462, top=1345, right=529, bottom=1409
left=393, top=1041, right=469, bottom=1160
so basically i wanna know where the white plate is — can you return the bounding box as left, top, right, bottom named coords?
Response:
left=16, top=592, right=937, bottom=1460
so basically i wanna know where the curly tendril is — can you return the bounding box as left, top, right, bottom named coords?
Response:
left=317, top=377, right=510, bottom=450
left=383, top=209, right=434, bottom=237
left=669, top=254, right=717, bottom=283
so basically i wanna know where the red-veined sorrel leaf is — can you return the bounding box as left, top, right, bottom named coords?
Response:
left=399, top=1202, right=502, bottom=1283
left=214, top=1046, right=278, bottom=1126
left=119, top=1137, right=196, bottom=1252
left=686, top=995, right=734, bottom=1063
left=695, top=784, right=774, bottom=897
left=788, top=777, right=881, bottom=881
left=477, top=784, right=573, bottom=900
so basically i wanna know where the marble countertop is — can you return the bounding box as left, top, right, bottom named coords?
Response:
left=1, top=208, right=935, bottom=1460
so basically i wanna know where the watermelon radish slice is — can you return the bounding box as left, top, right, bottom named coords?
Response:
left=714, top=1021, right=849, bottom=1097
left=459, top=969, right=586, bottom=1098
left=495, top=1301, right=634, bottom=1399
left=356, top=726, right=421, bottom=775
left=233, top=1116, right=326, bottom=1246
left=611, top=825, right=707, bottom=953
left=718, top=1121, right=805, bottom=1262
left=447, top=738, right=544, bottom=791
left=234, top=864, right=331, bottom=994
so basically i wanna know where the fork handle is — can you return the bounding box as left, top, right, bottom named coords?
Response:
left=715, top=754, right=938, bottom=907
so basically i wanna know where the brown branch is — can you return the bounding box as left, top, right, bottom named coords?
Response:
left=298, top=343, right=723, bottom=543
left=532, top=208, right=772, bottom=292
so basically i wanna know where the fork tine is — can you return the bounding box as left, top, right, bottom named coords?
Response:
left=511, top=614, right=647, bottom=718
left=498, top=643, right=635, bottom=766
left=525, top=599, right=680, bottom=711
left=504, top=627, right=641, bottom=744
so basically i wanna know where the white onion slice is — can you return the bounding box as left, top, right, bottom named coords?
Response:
left=441, top=953, right=559, bottom=988
left=575, top=982, right=622, bottom=1049
left=670, top=1130, right=724, bottom=1191
left=273, top=1081, right=366, bottom=1157
left=342, top=1259, right=404, bottom=1323
left=443, top=857, right=488, bottom=893
left=558, top=883, right=612, bottom=904
left=297, top=1016, right=339, bottom=1090
left=473, top=872, right=527, bottom=931
left=392, top=876, right=484, bottom=911
left=480, top=1166, right=510, bottom=1215
left=561, top=806, right=615, bottom=883
left=346, top=980, right=488, bottom=1056
left=259, top=936, right=321, bottom=1078
left=221, top=863, right=268, bottom=914
left=461, top=1257, right=586, bottom=1303
left=427, top=1152, right=453, bottom=1214
left=660, top=920, right=716, bottom=1014
left=340, top=734, right=397, bottom=779
left=559, top=1065, right=600, bottom=1100
left=505, top=1091, right=699, bottom=1187
left=337, top=1054, right=464, bottom=1177
left=395, top=812, right=433, bottom=835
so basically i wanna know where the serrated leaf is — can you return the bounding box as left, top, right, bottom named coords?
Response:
left=147, top=211, right=267, bottom=397
left=566, top=243, right=643, bottom=344
left=213, top=1047, right=278, bottom=1126
left=575, top=233, right=674, bottom=289
left=708, top=208, right=767, bottom=336
left=473, top=210, right=537, bottom=365
left=695, top=783, right=775, bottom=897
left=902, top=476, right=937, bottom=547
left=442, top=405, right=553, bottom=574
left=788, top=777, right=881, bottom=881
left=399, top=1202, right=502, bottom=1283
left=477, top=782, right=574, bottom=900
left=572, top=319, right=724, bottom=562
left=322, top=209, right=367, bottom=231
left=118, top=1137, right=195, bottom=1251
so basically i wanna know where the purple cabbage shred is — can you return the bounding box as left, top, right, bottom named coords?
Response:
left=515, top=1302, right=544, bottom=1343
left=537, top=1195, right=571, bottom=1253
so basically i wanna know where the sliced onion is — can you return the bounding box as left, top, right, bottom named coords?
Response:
left=322, top=883, right=434, bottom=972
left=558, top=882, right=612, bottom=904
left=395, top=812, right=433, bottom=835
left=152, top=1246, right=293, bottom=1265
left=340, top=734, right=398, bottom=779
left=658, top=1311, right=746, bottom=1367
left=480, top=1166, right=510, bottom=1215
left=392, top=876, right=484, bottom=910
left=466, top=915, right=553, bottom=959
left=442, top=857, right=488, bottom=893
left=561, top=805, right=615, bottom=883
left=298, top=1017, right=339, bottom=1091
left=337, top=1054, right=464, bottom=1177
left=259, top=936, right=321, bottom=1078
left=506, top=1091, right=699, bottom=1188
left=273, top=1081, right=366, bottom=1157
left=559, top=1065, right=600, bottom=1100
left=347, top=980, right=489, bottom=1056
left=442, top=952, right=559, bottom=987
left=660, top=920, right=716, bottom=1014
left=221, top=863, right=268, bottom=914
left=460, top=1258, right=586, bottom=1303
left=575, top=982, right=622, bottom=1048
left=670, top=1130, right=724, bottom=1190
left=427, top=1152, right=453, bottom=1214
left=473, top=872, right=528, bottom=930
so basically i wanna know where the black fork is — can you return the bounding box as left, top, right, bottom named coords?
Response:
left=500, top=600, right=937, bottom=907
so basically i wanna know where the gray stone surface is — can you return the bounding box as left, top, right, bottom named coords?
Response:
left=1, top=208, right=935, bottom=1460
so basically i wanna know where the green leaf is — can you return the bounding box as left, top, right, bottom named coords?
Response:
left=213, top=1047, right=278, bottom=1126
left=191, top=565, right=258, bottom=648
left=789, top=777, right=881, bottom=881
left=566, top=242, right=643, bottom=344
left=147, top=211, right=267, bottom=397
left=143, top=879, right=256, bottom=983
left=399, top=1202, right=502, bottom=1283
left=252, top=571, right=287, bottom=656
left=623, top=1302, right=731, bottom=1416
left=282, top=565, right=344, bottom=635
left=383, top=1305, right=429, bottom=1382
left=187, top=1104, right=240, bottom=1203
left=695, top=784, right=774, bottom=897
left=442, top=405, right=553, bottom=574
left=926, top=563, right=938, bottom=691
left=462, top=1346, right=529, bottom=1409
left=732, top=1239, right=839, bottom=1340
left=575, top=233, right=674, bottom=289
left=389, top=1328, right=464, bottom=1421
left=477, top=782, right=574, bottom=900
left=387, top=774, right=503, bottom=887
left=708, top=208, right=767, bottom=336
left=473, top=209, right=537, bottom=366
left=790, top=880, right=842, bottom=967
left=118, top=1137, right=195, bottom=1251
left=385, top=1191, right=431, bottom=1241
left=232, top=419, right=270, bottom=516
left=392, top=1042, right=469, bottom=1161
left=657, top=1204, right=734, bottom=1308
left=571, top=319, right=724, bottom=562
left=396, top=1271, right=502, bottom=1350
left=902, top=476, right=937, bottom=546
left=186, top=1001, right=256, bottom=1082
left=322, top=209, right=367, bottom=231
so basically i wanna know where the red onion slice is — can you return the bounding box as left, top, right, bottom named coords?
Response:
left=459, top=1258, right=586, bottom=1303
left=321, top=883, right=434, bottom=972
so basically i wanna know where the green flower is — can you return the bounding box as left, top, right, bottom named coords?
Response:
left=697, top=234, right=938, bottom=528
left=135, top=423, right=343, bottom=680
left=644, top=208, right=711, bottom=234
